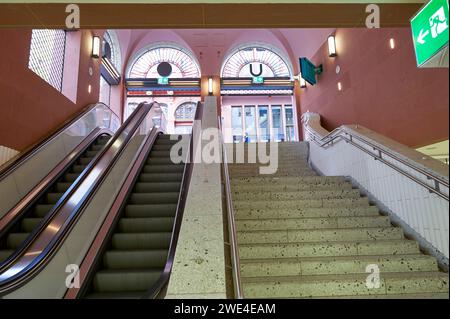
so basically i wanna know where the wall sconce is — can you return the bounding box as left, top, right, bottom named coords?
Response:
left=389, top=38, right=396, bottom=50
left=327, top=35, right=337, bottom=57
left=88, top=84, right=92, bottom=94
left=208, top=77, right=214, bottom=95
left=299, top=76, right=307, bottom=88
left=337, top=82, right=342, bottom=91
left=92, top=36, right=101, bottom=58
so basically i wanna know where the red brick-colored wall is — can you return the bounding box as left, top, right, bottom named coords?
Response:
left=300, top=28, right=449, bottom=148
left=0, top=29, right=103, bottom=151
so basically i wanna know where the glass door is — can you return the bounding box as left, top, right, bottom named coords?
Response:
left=285, top=105, right=295, bottom=141
left=271, top=105, right=284, bottom=142
left=244, top=106, right=257, bottom=142
left=231, top=106, right=243, bottom=143
left=258, top=106, right=270, bottom=142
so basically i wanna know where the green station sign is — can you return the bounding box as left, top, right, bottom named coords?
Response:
left=158, top=77, right=169, bottom=85
left=411, top=0, right=449, bottom=67
left=252, top=76, right=264, bottom=84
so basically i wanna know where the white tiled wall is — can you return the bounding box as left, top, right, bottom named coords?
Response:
left=304, top=127, right=449, bottom=258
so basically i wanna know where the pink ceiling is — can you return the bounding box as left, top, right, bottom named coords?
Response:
left=114, top=28, right=335, bottom=77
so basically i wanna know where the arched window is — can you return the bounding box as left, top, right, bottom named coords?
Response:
left=175, top=102, right=197, bottom=121
left=127, top=44, right=201, bottom=79
left=221, top=44, right=291, bottom=78
left=103, top=30, right=122, bottom=73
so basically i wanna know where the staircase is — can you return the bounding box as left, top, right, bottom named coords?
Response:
left=228, top=142, right=449, bottom=299
left=84, top=134, right=188, bottom=299
left=0, top=134, right=111, bottom=263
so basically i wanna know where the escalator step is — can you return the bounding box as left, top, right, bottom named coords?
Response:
left=0, top=250, right=14, bottom=262
left=111, top=233, right=171, bottom=250
left=64, top=173, right=80, bottom=182
left=21, top=218, right=43, bottom=232
left=93, top=269, right=162, bottom=293
left=85, top=150, right=98, bottom=158
left=103, top=250, right=168, bottom=269
left=7, top=233, right=30, bottom=249
left=148, top=151, right=171, bottom=158
left=142, top=165, right=184, bottom=174
left=152, top=144, right=175, bottom=151
left=134, top=182, right=181, bottom=193
left=34, top=204, right=55, bottom=217
left=85, top=291, right=145, bottom=299
left=139, top=173, right=183, bottom=183
left=146, top=157, right=180, bottom=165
left=55, top=182, right=72, bottom=193
left=129, top=193, right=179, bottom=204
left=79, top=157, right=94, bottom=165
left=46, top=193, right=64, bottom=204
left=118, top=217, right=175, bottom=233
left=96, top=137, right=110, bottom=145
left=91, top=144, right=104, bottom=151
left=72, top=165, right=87, bottom=174
left=124, top=204, right=177, bottom=218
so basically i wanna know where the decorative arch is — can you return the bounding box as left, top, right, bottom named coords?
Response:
left=126, top=42, right=201, bottom=79
left=103, top=30, right=122, bottom=74
left=221, top=42, right=293, bottom=78
left=174, top=101, right=197, bottom=121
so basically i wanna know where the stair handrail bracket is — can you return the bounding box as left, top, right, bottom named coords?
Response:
left=301, top=112, right=449, bottom=202
left=218, top=116, right=244, bottom=299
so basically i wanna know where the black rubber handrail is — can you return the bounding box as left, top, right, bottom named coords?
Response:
left=0, top=102, right=154, bottom=295
left=143, top=100, right=204, bottom=299
left=0, top=103, right=119, bottom=181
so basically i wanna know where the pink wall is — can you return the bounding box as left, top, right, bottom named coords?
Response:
left=0, top=29, right=104, bottom=151
left=300, top=28, right=449, bottom=148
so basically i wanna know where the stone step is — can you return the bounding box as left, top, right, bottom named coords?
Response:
left=237, top=227, right=403, bottom=244
left=232, top=182, right=353, bottom=193
left=236, top=216, right=391, bottom=231
left=233, top=189, right=361, bottom=201
left=238, top=239, right=420, bottom=259
left=231, top=176, right=346, bottom=185
left=241, top=272, right=449, bottom=298
left=234, top=206, right=380, bottom=220
left=230, top=170, right=317, bottom=178
left=233, top=197, right=370, bottom=210
left=240, top=254, right=439, bottom=277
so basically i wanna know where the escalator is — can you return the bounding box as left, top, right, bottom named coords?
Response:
left=0, top=134, right=111, bottom=263
left=81, top=134, right=188, bottom=298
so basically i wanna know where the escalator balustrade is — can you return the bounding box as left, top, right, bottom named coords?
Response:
left=0, top=135, right=111, bottom=262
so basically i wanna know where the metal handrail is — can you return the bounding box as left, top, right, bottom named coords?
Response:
left=0, top=102, right=119, bottom=180
left=218, top=116, right=244, bottom=299
left=0, top=102, right=155, bottom=295
left=303, top=124, right=449, bottom=202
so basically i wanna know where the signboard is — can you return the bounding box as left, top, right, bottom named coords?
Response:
left=158, top=77, right=169, bottom=85
left=411, top=0, right=449, bottom=66
left=252, top=76, right=264, bottom=84
left=299, top=57, right=318, bottom=85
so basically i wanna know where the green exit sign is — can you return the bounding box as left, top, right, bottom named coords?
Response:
left=158, top=77, right=169, bottom=85
left=411, top=0, right=449, bottom=66
left=252, top=76, right=264, bottom=84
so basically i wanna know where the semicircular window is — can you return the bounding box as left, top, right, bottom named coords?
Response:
left=128, top=46, right=200, bottom=79
left=221, top=46, right=290, bottom=78
left=175, top=102, right=197, bottom=121
left=103, top=30, right=122, bottom=74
